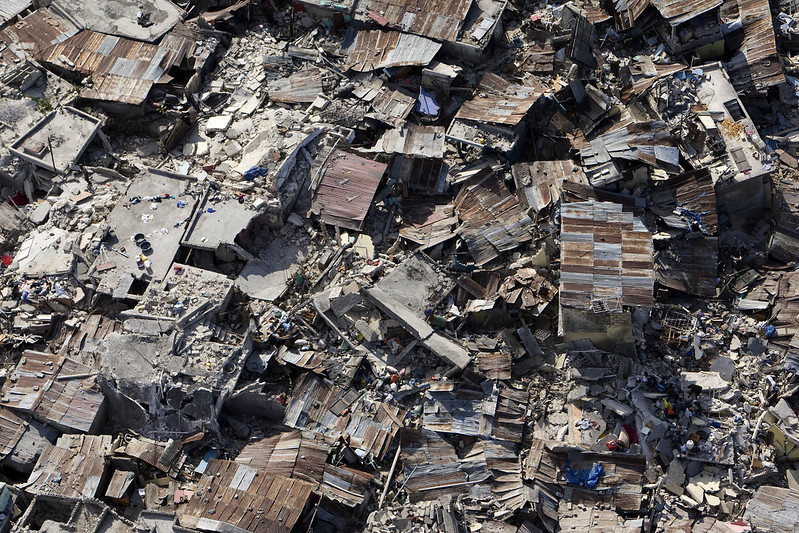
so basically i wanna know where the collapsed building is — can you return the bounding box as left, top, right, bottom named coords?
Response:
left=0, top=0, right=798, bottom=532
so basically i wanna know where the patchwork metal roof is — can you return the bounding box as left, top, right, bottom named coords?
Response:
left=353, top=0, right=473, bottom=42
left=342, top=28, right=441, bottom=72
left=560, top=200, right=654, bottom=309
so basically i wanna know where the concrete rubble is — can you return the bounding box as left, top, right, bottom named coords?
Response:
left=1, top=0, right=799, bottom=532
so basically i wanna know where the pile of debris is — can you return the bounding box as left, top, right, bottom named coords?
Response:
left=1, top=0, right=799, bottom=532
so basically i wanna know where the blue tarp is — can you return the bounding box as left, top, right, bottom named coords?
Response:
left=243, top=166, right=269, bottom=181
left=564, top=461, right=605, bottom=488
left=416, top=88, right=439, bottom=116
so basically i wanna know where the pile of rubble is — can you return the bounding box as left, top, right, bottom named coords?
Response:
left=0, top=0, right=799, bottom=532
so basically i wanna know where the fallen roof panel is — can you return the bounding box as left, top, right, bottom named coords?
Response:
left=342, top=28, right=442, bottom=72
left=353, top=0, right=474, bottom=42
left=311, top=150, right=386, bottom=231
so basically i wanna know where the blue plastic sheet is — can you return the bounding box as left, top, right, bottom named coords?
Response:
left=243, top=166, right=269, bottom=181
left=416, top=88, right=439, bottom=116
left=564, top=461, right=605, bottom=488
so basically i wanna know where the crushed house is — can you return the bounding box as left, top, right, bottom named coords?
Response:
left=559, top=200, right=654, bottom=354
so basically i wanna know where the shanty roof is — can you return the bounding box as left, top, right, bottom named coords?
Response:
left=743, top=486, right=799, bottom=532
left=649, top=168, right=718, bottom=235
left=649, top=0, right=721, bottom=26
left=236, top=430, right=373, bottom=508
left=236, top=430, right=331, bottom=482
left=120, top=436, right=184, bottom=473
left=560, top=200, right=654, bottom=309
left=0, top=0, right=30, bottom=25
left=454, top=172, right=534, bottom=266
left=25, top=434, right=113, bottom=499
left=39, top=28, right=197, bottom=105
left=2, top=351, right=105, bottom=433
left=268, top=67, right=324, bottom=104
left=284, top=373, right=406, bottom=461
left=352, top=78, right=416, bottom=126
left=178, top=459, right=316, bottom=533
left=423, top=381, right=498, bottom=438
left=0, top=7, right=77, bottom=63
left=353, top=0, right=473, bottom=42
left=311, top=150, right=386, bottom=231
left=580, top=120, right=679, bottom=175
left=512, top=160, right=590, bottom=213
left=0, top=406, right=29, bottom=460
left=612, top=0, right=649, bottom=30
left=454, top=73, right=540, bottom=127
left=371, top=123, right=445, bottom=158
left=722, top=0, right=785, bottom=93
left=342, top=28, right=441, bottom=72
left=655, top=236, right=718, bottom=297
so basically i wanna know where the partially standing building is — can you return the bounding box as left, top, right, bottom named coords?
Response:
left=559, top=200, right=654, bottom=355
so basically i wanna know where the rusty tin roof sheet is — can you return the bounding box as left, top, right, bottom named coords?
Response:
left=342, top=28, right=441, bottom=72
left=178, top=459, right=315, bottom=533
left=38, top=28, right=195, bottom=105
left=560, top=200, right=654, bottom=309
left=312, top=149, right=386, bottom=231
left=26, top=434, right=113, bottom=499
left=354, top=0, right=473, bottom=42
left=2, top=350, right=104, bottom=433
left=454, top=73, right=541, bottom=126
left=722, top=0, right=785, bottom=93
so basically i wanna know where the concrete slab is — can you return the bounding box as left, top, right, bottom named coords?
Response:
left=13, top=227, right=77, bottom=277
left=94, top=168, right=199, bottom=298
left=235, top=238, right=306, bottom=301
left=50, top=0, right=182, bottom=42
left=10, top=107, right=101, bottom=174
left=182, top=191, right=262, bottom=252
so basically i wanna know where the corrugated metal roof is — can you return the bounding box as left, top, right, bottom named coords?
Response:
left=178, top=459, right=315, bottom=533
left=454, top=73, right=540, bottom=126
left=0, top=406, right=28, bottom=459
left=655, top=236, right=718, bottom=296
left=372, top=123, right=445, bottom=158
left=512, top=160, right=590, bottom=213
left=268, top=67, right=324, bottom=104
left=284, top=373, right=406, bottom=461
left=580, top=120, right=679, bottom=174
left=0, top=7, right=77, bottom=63
left=722, top=0, right=785, bottom=93
left=26, top=434, right=113, bottom=499
left=650, top=0, right=721, bottom=25
left=236, top=430, right=331, bottom=483
left=0, top=0, right=30, bottom=25
left=560, top=200, right=654, bottom=309
left=354, top=0, right=473, bottom=42
left=342, top=28, right=441, bottom=72
left=743, top=486, right=799, bottom=531
left=2, top=350, right=104, bottom=433
left=37, top=26, right=195, bottom=105
left=312, top=149, right=386, bottom=231
left=121, top=436, right=183, bottom=473
left=454, top=172, right=534, bottom=266
left=649, top=168, right=718, bottom=235
left=423, top=381, right=498, bottom=438
left=399, top=199, right=457, bottom=247
left=612, top=0, right=649, bottom=30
